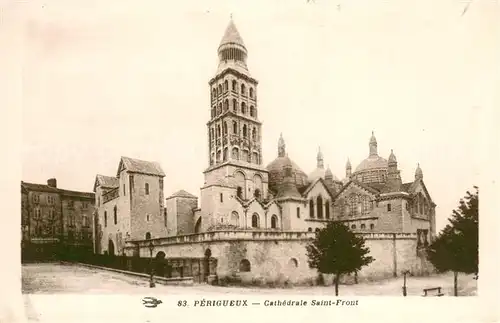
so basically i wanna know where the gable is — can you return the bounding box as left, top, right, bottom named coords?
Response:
left=412, top=180, right=434, bottom=204
left=334, top=181, right=378, bottom=203
left=303, top=178, right=334, bottom=201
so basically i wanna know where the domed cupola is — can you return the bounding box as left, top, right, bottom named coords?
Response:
left=266, top=134, right=309, bottom=193
left=308, top=146, right=327, bottom=181
left=353, top=131, right=388, bottom=184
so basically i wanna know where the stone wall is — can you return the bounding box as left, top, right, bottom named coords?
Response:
left=124, top=231, right=433, bottom=286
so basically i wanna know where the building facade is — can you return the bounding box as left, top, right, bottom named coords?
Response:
left=99, top=19, right=436, bottom=284
left=93, top=157, right=166, bottom=256
left=21, top=178, right=95, bottom=261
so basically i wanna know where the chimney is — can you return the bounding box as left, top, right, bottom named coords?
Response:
left=47, top=178, right=57, bottom=188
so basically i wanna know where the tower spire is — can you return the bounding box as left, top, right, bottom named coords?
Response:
left=317, top=146, right=324, bottom=168
left=278, top=133, right=286, bottom=157
left=369, top=131, right=378, bottom=157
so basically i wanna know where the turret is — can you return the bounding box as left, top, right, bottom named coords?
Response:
left=415, top=163, right=423, bottom=180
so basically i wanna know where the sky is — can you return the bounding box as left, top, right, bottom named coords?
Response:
left=17, top=0, right=498, bottom=232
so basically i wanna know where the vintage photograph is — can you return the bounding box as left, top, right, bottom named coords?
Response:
left=19, top=0, right=484, bottom=301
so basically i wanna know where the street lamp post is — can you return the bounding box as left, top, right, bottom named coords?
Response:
left=148, top=241, right=155, bottom=288
left=402, top=270, right=411, bottom=296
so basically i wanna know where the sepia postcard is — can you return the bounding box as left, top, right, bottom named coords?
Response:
left=1, top=0, right=499, bottom=322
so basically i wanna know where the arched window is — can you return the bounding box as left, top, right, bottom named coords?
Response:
left=251, top=213, right=259, bottom=228
left=350, top=195, right=357, bottom=216
left=212, top=88, right=216, bottom=100
left=145, top=183, right=149, bottom=195
left=315, top=228, right=320, bottom=233
left=241, top=102, right=247, bottom=114
left=231, top=211, right=239, bottom=226
left=249, top=87, right=254, bottom=98
left=351, top=224, right=356, bottom=230
left=250, top=106, right=255, bottom=117
left=218, top=84, right=222, bottom=94
left=104, top=211, right=107, bottom=227
left=370, top=223, right=375, bottom=230
left=254, top=189, right=261, bottom=199
left=242, top=125, right=247, bottom=138
left=217, top=125, right=221, bottom=137
left=363, top=197, right=370, bottom=214
left=387, top=203, right=392, bottom=212
left=239, top=259, right=251, bottom=272
left=271, top=214, right=278, bottom=229
left=317, top=196, right=323, bottom=219
left=232, top=147, right=239, bottom=160
left=113, top=205, right=117, bottom=225
left=233, top=121, right=237, bottom=134
left=232, top=80, right=237, bottom=91
left=252, top=128, right=256, bottom=141
left=216, top=150, right=221, bottom=162
left=223, top=148, right=228, bottom=161
left=224, top=99, right=229, bottom=111
left=224, top=80, right=228, bottom=91
left=241, top=83, right=246, bottom=95
left=223, top=121, right=227, bottom=135
left=218, top=103, right=222, bottom=115
left=288, top=258, right=298, bottom=268
left=232, top=99, right=238, bottom=113
left=145, top=232, right=151, bottom=240
left=361, top=223, right=366, bottom=230
left=236, top=186, right=243, bottom=199
left=309, top=200, right=315, bottom=218
left=325, top=200, right=330, bottom=219
left=308, top=227, right=312, bottom=232
left=211, top=108, right=215, bottom=118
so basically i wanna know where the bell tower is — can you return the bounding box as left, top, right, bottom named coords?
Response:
left=201, top=19, right=269, bottom=219
left=207, top=18, right=263, bottom=169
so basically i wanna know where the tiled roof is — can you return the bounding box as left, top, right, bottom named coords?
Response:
left=21, top=182, right=58, bottom=193
left=97, top=175, right=119, bottom=188
left=401, top=182, right=415, bottom=193
left=168, top=190, right=197, bottom=199
left=21, top=181, right=94, bottom=199
left=118, top=156, right=165, bottom=177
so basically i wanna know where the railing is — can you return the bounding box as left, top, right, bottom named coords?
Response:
left=103, top=187, right=119, bottom=204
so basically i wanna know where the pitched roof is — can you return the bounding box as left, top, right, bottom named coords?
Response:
left=93, top=174, right=119, bottom=192
left=168, top=190, right=197, bottom=199
left=21, top=181, right=94, bottom=199
left=333, top=179, right=380, bottom=200
left=401, top=182, right=414, bottom=193
left=117, top=156, right=165, bottom=177
left=21, top=181, right=59, bottom=193
left=301, top=178, right=335, bottom=200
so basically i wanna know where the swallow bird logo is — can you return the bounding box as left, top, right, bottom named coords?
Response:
left=142, top=297, right=163, bottom=308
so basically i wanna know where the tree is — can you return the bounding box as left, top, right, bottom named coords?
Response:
left=306, top=222, right=374, bottom=296
left=427, top=186, right=478, bottom=296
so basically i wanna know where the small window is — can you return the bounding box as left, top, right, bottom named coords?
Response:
left=308, top=227, right=312, bottom=232
left=315, top=228, right=320, bottom=233
left=251, top=213, right=259, bottom=228
left=351, top=224, right=356, bottom=230
left=145, top=232, right=151, bottom=240
left=370, top=223, right=375, bottom=230
left=123, top=184, right=126, bottom=196
left=253, top=189, right=261, bottom=199
left=104, top=211, right=107, bottom=227
left=236, top=187, right=243, bottom=199
left=113, top=205, right=117, bottom=225
left=387, top=203, right=391, bottom=212
left=146, top=214, right=150, bottom=222
left=361, top=223, right=366, bottom=229
left=271, top=215, right=278, bottom=229
left=239, top=259, right=251, bottom=272
left=145, top=183, right=149, bottom=195
left=296, top=207, right=300, bottom=218
left=220, top=193, right=223, bottom=203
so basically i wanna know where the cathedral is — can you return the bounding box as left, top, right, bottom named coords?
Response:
left=93, top=19, right=436, bottom=284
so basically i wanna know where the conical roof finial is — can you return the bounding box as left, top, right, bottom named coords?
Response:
left=415, top=163, right=423, bottom=180
left=388, top=149, right=397, bottom=164
left=369, top=131, right=378, bottom=157
left=317, top=146, right=324, bottom=168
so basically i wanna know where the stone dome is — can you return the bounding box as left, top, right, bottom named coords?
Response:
left=355, top=155, right=388, bottom=173
left=266, top=156, right=309, bottom=190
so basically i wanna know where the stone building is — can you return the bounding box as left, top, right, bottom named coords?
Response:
left=21, top=179, right=95, bottom=261
left=93, top=156, right=165, bottom=256
left=98, top=19, right=436, bottom=284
